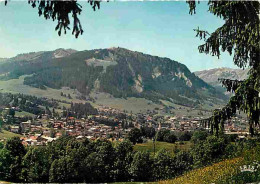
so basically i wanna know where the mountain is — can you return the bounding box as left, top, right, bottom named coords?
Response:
left=0, top=47, right=226, bottom=107
left=194, top=67, right=249, bottom=93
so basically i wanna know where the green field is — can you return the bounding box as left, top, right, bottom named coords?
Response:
left=0, top=130, right=22, bottom=140
left=90, top=92, right=163, bottom=114
left=15, top=111, right=35, bottom=117
left=134, top=141, right=192, bottom=155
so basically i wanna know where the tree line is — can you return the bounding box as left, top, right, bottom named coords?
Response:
left=128, top=127, right=192, bottom=145
left=0, top=92, right=58, bottom=117
left=0, top=131, right=257, bottom=183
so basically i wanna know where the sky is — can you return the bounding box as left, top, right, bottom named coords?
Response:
left=0, top=1, right=239, bottom=72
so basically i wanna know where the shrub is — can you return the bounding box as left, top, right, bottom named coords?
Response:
left=191, top=135, right=227, bottom=167
left=128, top=128, right=143, bottom=145
left=156, top=129, right=177, bottom=143
left=191, top=130, right=208, bottom=143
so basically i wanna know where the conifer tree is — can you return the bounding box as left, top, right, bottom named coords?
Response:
left=187, top=1, right=259, bottom=135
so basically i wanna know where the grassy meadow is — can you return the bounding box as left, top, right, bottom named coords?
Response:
left=15, top=111, right=35, bottom=117
left=159, top=157, right=245, bottom=184
left=0, top=130, right=22, bottom=140
left=0, top=75, right=85, bottom=103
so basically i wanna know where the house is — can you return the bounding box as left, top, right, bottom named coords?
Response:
left=20, top=120, right=31, bottom=133
left=10, top=126, right=19, bottom=133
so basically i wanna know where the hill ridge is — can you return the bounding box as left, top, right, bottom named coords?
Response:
left=0, top=47, right=227, bottom=107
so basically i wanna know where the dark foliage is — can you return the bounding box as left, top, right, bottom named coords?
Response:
left=0, top=92, right=58, bottom=116
left=191, top=130, right=209, bottom=143
left=176, top=131, right=192, bottom=141
left=141, top=126, right=156, bottom=139
left=127, top=128, right=143, bottom=145
left=68, top=102, right=98, bottom=118
left=156, top=129, right=177, bottom=143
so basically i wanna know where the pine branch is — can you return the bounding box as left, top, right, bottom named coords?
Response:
left=218, top=78, right=243, bottom=93
left=27, top=0, right=102, bottom=38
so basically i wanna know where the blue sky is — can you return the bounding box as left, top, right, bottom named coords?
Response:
left=0, top=1, right=238, bottom=72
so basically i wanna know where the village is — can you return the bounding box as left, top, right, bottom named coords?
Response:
left=0, top=104, right=249, bottom=146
